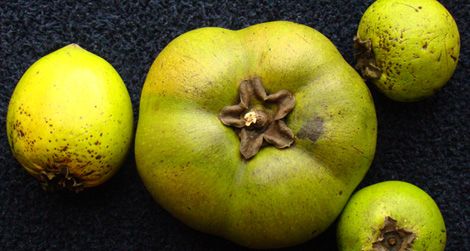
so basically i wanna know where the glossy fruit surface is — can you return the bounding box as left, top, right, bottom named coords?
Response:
left=136, top=21, right=377, bottom=248
left=337, top=181, right=446, bottom=251
left=6, top=44, right=133, bottom=191
left=355, top=0, right=460, bottom=102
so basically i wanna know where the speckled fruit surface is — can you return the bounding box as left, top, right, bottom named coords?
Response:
left=355, top=0, right=460, bottom=102
left=6, top=44, right=133, bottom=191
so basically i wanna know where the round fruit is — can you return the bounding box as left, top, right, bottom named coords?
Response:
left=135, top=21, right=377, bottom=248
left=6, top=44, right=133, bottom=192
left=337, top=181, right=446, bottom=251
left=355, top=0, right=460, bottom=102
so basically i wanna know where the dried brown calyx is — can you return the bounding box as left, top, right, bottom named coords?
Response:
left=372, top=217, right=416, bottom=251
left=37, top=162, right=84, bottom=192
left=354, top=35, right=382, bottom=80
left=219, top=77, right=295, bottom=159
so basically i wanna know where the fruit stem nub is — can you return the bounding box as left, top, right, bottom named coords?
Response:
left=38, top=164, right=84, bottom=192
left=372, top=216, right=416, bottom=251
left=354, top=35, right=382, bottom=80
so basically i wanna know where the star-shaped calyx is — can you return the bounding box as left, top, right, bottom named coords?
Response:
left=218, top=77, right=295, bottom=159
left=354, top=35, right=382, bottom=80
left=372, top=217, right=416, bottom=251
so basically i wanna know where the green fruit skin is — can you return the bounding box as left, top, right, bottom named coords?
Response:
left=357, top=0, right=460, bottom=102
left=136, top=21, right=377, bottom=249
left=337, top=181, right=446, bottom=251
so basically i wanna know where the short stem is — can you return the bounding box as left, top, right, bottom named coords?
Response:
left=243, top=111, right=257, bottom=126
left=243, top=109, right=271, bottom=128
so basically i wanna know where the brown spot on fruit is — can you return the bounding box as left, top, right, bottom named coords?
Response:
left=297, top=117, right=324, bottom=143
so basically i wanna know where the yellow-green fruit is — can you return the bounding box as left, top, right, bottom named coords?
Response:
left=337, top=181, right=446, bottom=251
left=136, top=21, right=377, bottom=248
left=6, top=44, right=133, bottom=192
left=355, top=0, right=460, bottom=102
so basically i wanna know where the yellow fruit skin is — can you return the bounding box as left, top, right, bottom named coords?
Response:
left=136, top=21, right=377, bottom=248
left=337, top=181, right=446, bottom=251
left=6, top=44, right=133, bottom=191
left=357, top=0, right=460, bottom=102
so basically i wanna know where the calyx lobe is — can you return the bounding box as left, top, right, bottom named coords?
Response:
left=354, top=35, right=382, bottom=80
left=38, top=161, right=84, bottom=192
left=219, top=77, right=295, bottom=159
left=372, top=217, right=416, bottom=251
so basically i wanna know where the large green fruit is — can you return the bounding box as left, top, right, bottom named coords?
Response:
left=6, top=44, right=133, bottom=192
left=135, top=21, right=377, bottom=249
left=355, top=0, right=460, bottom=102
left=337, top=181, right=446, bottom=251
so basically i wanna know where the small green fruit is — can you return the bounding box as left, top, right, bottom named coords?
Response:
left=355, top=0, right=460, bottom=102
left=6, top=44, right=134, bottom=192
left=337, top=181, right=446, bottom=251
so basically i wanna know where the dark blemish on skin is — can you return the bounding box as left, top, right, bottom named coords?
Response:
left=83, top=170, right=95, bottom=176
left=450, top=55, right=457, bottom=62
left=297, top=117, right=324, bottom=143
left=339, top=191, right=343, bottom=195
left=398, top=3, right=420, bottom=12
left=422, top=42, right=428, bottom=49
left=95, top=155, right=102, bottom=160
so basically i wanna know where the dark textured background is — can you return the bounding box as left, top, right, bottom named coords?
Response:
left=0, top=1, right=468, bottom=250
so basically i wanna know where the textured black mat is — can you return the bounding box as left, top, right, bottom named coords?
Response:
left=0, top=1, right=468, bottom=250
